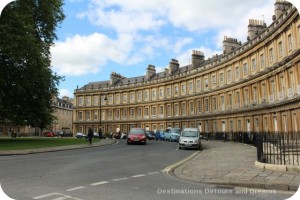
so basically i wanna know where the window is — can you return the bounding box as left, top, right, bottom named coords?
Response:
left=260, top=54, right=265, bottom=68
left=174, top=104, right=179, bottom=116
left=93, top=96, right=98, bottom=105
left=235, top=67, right=240, bottom=79
left=227, top=70, right=232, bottom=82
left=174, top=85, right=179, bottom=95
left=270, top=79, right=276, bottom=97
left=86, top=96, right=91, bottom=105
left=253, top=87, right=258, bottom=103
left=123, top=93, right=127, bottom=102
left=237, top=120, right=242, bottom=131
left=159, top=105, right=164, bottom=116
left=288, top=34, right=293, bottom=51
left=196, top=79, right=201, bottom=91
left=211, top=75, right=216, bottom=86
left=123, top=109, right=127, bottom=119
left=94, top=111, right=98, bottom=120
left=189, top=101, right=194, bottom=114
left=243, top=63, right=248, bottom=76
left=261, top=83, right=266, bottom=101
left=116, top=94, right=120, bottom=104
left=159, top=88, right=164, bottom=98
left=144, top=108, right=149, bottom=117
left=152, top=89, right=156, bottom=99
left=205, top=78, right=209, bottom=89
left=228, top=94, right=232, bottom=109
left=108, top=95, right=113, bottom=104
left=181, top=84, right=186, bottom=94
left=167, top=105, right=171, bottom=117
left=115, top=110, right=120, bottom=119
left=130, top=109, right=135, bottom=118
left=251, top=58, right=256, bottom=72
left=138, top=92, right=142, bottom=101
left=221, top=96, right=225, bottom=111
left=181, top=103, right=186, bottom=115
left=167, top=87, right=171, bottom=96
left=212, top=97, right=217, bottom=111
left=236, top=92, right=240, bottom=108
left=204, top=99, right=209, bottom=112
left=269, top=48, right=274, bottom=63
left=137, top=108, right=142, bottom=118
left=144, top=91, right=149, bottom=101
left=197, top=100, right=202, bottom=113
left=278, top=41, right=283, bottom=57
left=244, top=90, right=249, bottom=105
left=86, top=111, right=91, bottom=121
left=152, top=107, right=156, bottom=116
left=108, top=110, right=113, bottom=119
left=78, top=111, right=83, bottom=121
left=219, top=73, right=224, bottom=84
left=189, top=82, right=193, bottom=92
left=78, top=97, right=83, bottom=106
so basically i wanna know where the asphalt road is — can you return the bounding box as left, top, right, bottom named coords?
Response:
left=0, top=139, right=292, bottom=200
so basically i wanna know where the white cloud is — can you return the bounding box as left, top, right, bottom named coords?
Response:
left=51, top=33, right=132, bottom=76
left=59, top=89, right=74, bottom=98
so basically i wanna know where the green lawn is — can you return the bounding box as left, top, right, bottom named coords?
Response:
left=0, top=137, right=100, bottom=151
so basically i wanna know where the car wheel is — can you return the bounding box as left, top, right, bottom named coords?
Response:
left=178, top=146, right=182, bottom=150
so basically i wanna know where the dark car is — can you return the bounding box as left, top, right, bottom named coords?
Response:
left=155, top=130, right=166, bottom=141
left=145, top=131, right=155, bottom=140
left=127, top=128, right=147, bottom=145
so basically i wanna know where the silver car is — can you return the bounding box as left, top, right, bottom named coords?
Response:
left=178, top=128, right=201, bottom=150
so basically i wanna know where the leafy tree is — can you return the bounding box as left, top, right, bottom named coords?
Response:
left=0, top=0, right=65, bottom=130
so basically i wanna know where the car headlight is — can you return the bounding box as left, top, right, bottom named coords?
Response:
left=194, top=139, right=199, bottom=143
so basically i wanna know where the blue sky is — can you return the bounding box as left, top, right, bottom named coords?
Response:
left=1, top=0, right=300, bottom=98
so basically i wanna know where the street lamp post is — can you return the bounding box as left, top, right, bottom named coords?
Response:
left=99, top=95, right=107, bottom=138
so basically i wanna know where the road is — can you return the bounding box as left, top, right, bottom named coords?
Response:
left=0, top=139, right=292, bottom=200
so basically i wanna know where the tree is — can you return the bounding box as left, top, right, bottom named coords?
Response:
left=0, top=0, right=65, bottom=130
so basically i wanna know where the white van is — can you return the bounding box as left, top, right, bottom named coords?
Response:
left=178, top=128, right=201, bottom=150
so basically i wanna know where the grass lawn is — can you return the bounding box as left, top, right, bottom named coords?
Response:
left=0, top=137, right=100, bottom=151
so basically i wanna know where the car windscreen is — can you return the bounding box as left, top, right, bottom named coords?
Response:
left=130, top=129, right=145, bottom=134
left=181, top=131, right=198, bottom=137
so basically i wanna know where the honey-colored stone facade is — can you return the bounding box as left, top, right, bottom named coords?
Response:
left=73, top=2, right=300, bottom=135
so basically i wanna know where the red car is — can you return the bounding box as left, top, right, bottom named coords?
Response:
left=43, top=131, right=56, bottom=137
left=127, top=128, right=147, bottom=145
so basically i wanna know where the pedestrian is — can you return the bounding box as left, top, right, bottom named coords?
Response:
left=87, top=127, right=93, bottom=144
left=98, top=128, right=103, bottom=139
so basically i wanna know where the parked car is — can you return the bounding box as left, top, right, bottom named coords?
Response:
left=165, top=128, right=181, bottom=142
left=75, top=132, right=87, bottom=139
left=145, top=131, right=155, bottom=140
left=93, top=132, right=99, bottom=138
left=43, top=131, right=56, bottom=137
left=178, top=128, right=201, bottom=150
left=127, top=128, right=147, bottom=145
left=155, top=130, right=166, bottom=141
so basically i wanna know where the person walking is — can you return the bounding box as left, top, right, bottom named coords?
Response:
left=98, top=128, right=103, bottom=139
left=87, top=127, right=93, bottom=145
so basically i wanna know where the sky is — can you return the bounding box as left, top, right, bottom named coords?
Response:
left=1, top=0, right=300, bottom=99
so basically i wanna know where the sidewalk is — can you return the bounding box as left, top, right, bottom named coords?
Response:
left=0, top=139, right=117, bottom=156
left=173, top=140, right=300, bottom=191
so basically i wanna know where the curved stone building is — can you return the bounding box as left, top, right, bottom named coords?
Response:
left=73, top=1, right=300, bottom=135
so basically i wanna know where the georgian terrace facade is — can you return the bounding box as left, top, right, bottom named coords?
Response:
left=73, top=1, right=300, bottom=135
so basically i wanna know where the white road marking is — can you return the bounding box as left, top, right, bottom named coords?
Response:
left=112, top=177, right=128, bottom=181
left=33, top=193, right=62, bottom=199
left=147, top=171, right=160, bottom=175
left=66, top=186, right=86, bottom=192
left=131, top=174, right=146, bottom=178
left=90, top=181, right=109, bottom=186
left=52, top=196, right=71, bottom=200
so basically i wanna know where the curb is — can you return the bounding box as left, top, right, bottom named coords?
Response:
left=162, top=151, right=200, bottom=176
left=0, top=139, right=117, bottom=156
left=255, top=161, right=300, bottom=173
